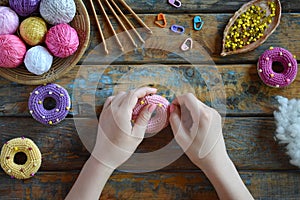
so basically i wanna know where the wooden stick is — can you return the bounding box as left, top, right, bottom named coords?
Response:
left=105, top=0, right=138, bottom=47
left=96, top=0, right=124, bottom=51
left=110, top=0, right=145, bottom=44
left=89, top=0, right=109, bottom=54
left=119, top=0, right=152, bottom=34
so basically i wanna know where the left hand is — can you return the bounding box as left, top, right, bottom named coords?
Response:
left=92, top=87, right=157, bottom=169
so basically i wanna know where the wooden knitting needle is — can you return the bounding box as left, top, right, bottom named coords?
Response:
left=96, top=0, right=124, bottom=51
left=119, top=0, right=152, bottom=34
left=89, top=0, right=109, bottom=54
left=105, top=0, right=137, bottom=47
left=109, top=0, right=145, bottom=44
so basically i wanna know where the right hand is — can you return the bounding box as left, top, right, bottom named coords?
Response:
left=169, top=93, right=228, bottom=170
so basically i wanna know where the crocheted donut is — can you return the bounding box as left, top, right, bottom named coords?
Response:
left=0, top=137, right=42, bottom=179
left=28, top=83, right=71, bottom=125
left=132, top=94, right=170, bottom=134
left=257, top=47, right=298, bottom=88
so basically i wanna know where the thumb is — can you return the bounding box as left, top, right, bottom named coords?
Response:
left=132, top=104, right=157, bottom=138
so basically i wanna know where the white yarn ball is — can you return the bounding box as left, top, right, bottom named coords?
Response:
left=24, top=46, right=53, bottom=75
left=39, top=0, right=76, bottom=25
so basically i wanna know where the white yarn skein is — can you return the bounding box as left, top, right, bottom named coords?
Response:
left=24, top=46, right=53, bottom=75
left=40, top=0, right=76, bottom=25
left=274, top=96, right=300, bottom=168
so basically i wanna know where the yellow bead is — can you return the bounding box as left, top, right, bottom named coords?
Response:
left=158, top=103, right=163, bottom=107
left=49, top=121, right=53, bottom=125
left=140, top=100, right=145, bottom=105
left=38, top=100, right=42, bottom=104
left=14, top=147, right=19, bottom=151
left=269, top=46, right=274, bottom=50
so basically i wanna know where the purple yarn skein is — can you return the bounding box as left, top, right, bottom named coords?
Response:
left=9, top=0, right=41, bottom=17
left=28, top=83, right=71, bottom=125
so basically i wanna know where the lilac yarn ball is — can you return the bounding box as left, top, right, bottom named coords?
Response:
left=28, top=83, right=71, bottom=125
left=257, top=47, right=298, bottom=88
left=0, top=6, right=19, bottom=35
left=9, top=0, right=41, bottom=17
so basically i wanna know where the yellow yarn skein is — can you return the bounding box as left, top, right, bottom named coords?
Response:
left=20, top=17, right=48, bottom=46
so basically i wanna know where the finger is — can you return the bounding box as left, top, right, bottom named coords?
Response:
left=131, top=104, right=157, bottom=138
left=173, top=93, right=202, bottom=122
left=121, top=87, right=157, bottom=109
left=169, top=104, right=190, bottom=149
left=111, top=91, right=127, bottom=107
left=103, top=96, right=115, bottom=109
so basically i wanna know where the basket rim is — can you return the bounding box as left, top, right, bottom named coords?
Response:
left=0, top=0, right=91, bottom=85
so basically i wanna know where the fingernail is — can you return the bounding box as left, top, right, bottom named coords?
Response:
left=169, top=104, right=175, bottom=113
left=148, top=104, right=157, bottom=113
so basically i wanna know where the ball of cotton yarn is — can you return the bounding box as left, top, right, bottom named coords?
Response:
left=0, top=6, right=19, bottom=35
left=9, top=0, right=41, bottom=17
left=46, top=23, right=79, bottom=58
left=0, top=35, right=26, bottom=68
left=24, top=46, right=53, bottom=75
left=20, top=17, right=48, bottom=46
left=40, top=0, right=76, bottom=25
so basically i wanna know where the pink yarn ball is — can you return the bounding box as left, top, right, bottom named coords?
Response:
left=0, top=6, right=19, bottom=35
left=45, top=23, right=79, bottom=58
left=0, top=35, right=26, bottom=68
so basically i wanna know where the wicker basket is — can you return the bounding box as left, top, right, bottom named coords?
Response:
left=0, top=0, right=90, bottom=85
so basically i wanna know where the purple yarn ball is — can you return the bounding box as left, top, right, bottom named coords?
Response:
left=9, top=0, right=41, bottom=17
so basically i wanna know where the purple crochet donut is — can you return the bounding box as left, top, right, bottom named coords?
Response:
left=28, top=83, right=71, bottom=125
left=257, top=47, right=298, bottom=88
left=132, top=94, right=170, bottom=134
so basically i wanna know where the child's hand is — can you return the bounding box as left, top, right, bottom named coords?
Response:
left=92, top=87, right=157, bottom=169
left=169, top=93, right=227, bottom=170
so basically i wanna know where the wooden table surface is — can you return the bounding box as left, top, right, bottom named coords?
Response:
left=1, top=0, right=300, bottom=199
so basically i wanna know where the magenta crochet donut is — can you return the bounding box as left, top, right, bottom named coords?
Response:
left=132, top=94, right=170, bottom=134
left=28, top=83, right=71, bottom=125
left=257, top=47, right=298, bottom=88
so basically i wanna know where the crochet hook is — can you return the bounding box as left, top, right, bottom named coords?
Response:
left=105, top=0, right=137, bottom=47
left=96, top=0, right=124, bottom=52
left=119, top=0, right=152, bottom=34
left=89, top=0, right=108, bottom=54
left=109, top=0, right=145, bottom=44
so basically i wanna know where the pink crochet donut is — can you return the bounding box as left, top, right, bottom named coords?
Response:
left=257, top=47, right=298, bottom=88
left=132, top=94, right=170, bottom=134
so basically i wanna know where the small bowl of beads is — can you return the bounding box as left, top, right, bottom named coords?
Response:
left=0, top=0, right=90, bottom=85
left=221, top=0, right=281, bottom=56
